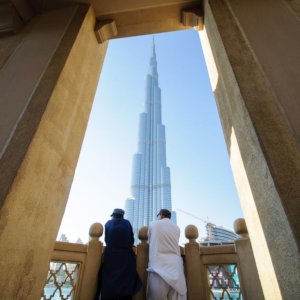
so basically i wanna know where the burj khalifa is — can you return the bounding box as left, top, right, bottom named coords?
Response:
left=125, top=40, right=176, bottom=239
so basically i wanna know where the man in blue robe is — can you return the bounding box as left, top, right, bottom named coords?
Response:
left=98, top=208, right=142, bottom=300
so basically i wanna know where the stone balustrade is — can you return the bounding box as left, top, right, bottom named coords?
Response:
left=42, top=219, right=263, bottom=300
left=42, top=223, right=104, bottom=300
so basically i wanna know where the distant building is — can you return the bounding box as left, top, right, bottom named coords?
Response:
left=124, top=40, right=176, bottom=241
left=201, top=223, right=239, bottom=246
left=125, top=197, right=135, bottom=224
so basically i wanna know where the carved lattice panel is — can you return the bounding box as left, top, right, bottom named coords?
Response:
left=207, top=264, right=243, bottom=300
left=41, top=262, right=80, bottom=300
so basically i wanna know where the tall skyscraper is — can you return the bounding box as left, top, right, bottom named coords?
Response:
left=125, top=40, right=176, bottom=239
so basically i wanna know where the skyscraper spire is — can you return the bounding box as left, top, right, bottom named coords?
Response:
left=152, top=36, right=156, bottom=58
left=149, top=36, right=158, bottom=77
left=125, top=40, right=176, bottom=242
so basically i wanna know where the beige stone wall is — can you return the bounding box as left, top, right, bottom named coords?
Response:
left=199, top=0, right=300, bottom=298
left=227, top=0, right=300, bottom=142
left=92, top=0, right=200, bottom=38
left=0, top=5, right=107, bottom=299
left=0, top=5, right=80, bottom=207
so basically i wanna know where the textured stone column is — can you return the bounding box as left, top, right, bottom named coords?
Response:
left=79, top=223, right=104, bottom=300
left=0, top=5, right=107, bottom=299
left=135, top=227, right=149, bottom=300
left=234, top=219, right=264, bottom=300
left=184, top=225, right=208, bottom=300
left=199, top=0, right=300, bottom=298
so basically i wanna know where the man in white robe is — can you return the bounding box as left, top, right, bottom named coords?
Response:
left=147, top=209, right=187, bottom=300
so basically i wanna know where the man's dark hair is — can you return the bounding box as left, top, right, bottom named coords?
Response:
left=157, top=209, right=171, bottom=219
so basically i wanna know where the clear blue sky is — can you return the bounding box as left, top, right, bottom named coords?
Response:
left=58, top=29, right=243, bottom=244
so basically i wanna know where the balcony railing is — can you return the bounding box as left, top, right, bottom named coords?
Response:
left=42, top=219, right=263, bottom=300
left=41, top=223, right=103, bottom=300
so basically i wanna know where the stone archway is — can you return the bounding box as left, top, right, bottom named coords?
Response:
left=0, top=1, right=299, bottom=299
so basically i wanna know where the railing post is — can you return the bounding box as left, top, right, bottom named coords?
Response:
left=78, top=222, right=103, bottom=300
left=234, top=218, right=264, bottom=300
left=134, top=226, right=149, bottom=300
left=184, top=225, right=209, bottom=300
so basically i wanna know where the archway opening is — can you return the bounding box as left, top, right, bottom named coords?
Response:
left=57, top=29, right=243, bottom=244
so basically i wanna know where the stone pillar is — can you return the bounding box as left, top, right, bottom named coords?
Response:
left=184, top=225, right=208, bottom=300
left=234, top=219, right=264, bottom=300
left=135, top=226, right=149, bottom=300
left=199, top=0, right=300, bottom=298
left=79, top=223, right=104, bottom=300
left=0, top=5, right=108, bottom=299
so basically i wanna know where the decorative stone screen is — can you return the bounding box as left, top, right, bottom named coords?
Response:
left=41, top=261, right=80, bottom=300
left=207, top=264, right=243, bottom=300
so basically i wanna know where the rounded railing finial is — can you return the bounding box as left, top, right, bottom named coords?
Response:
left=234, top=218, right=248, bottom=238
left=138, top=226, right=148, bottom=242
left=185, top=225, right=199, bottom=243
left=89, top=223, right=103, bottom=239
